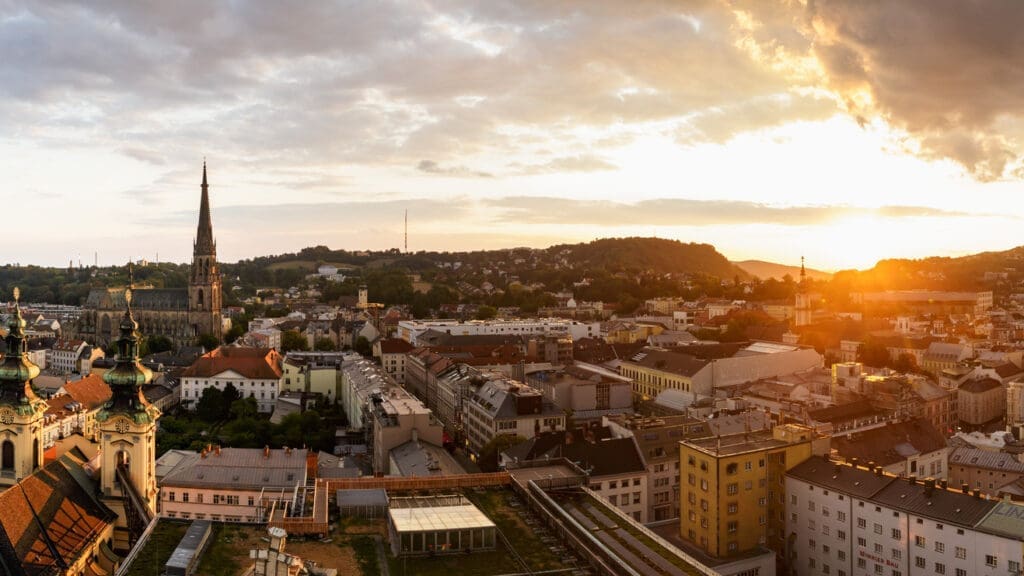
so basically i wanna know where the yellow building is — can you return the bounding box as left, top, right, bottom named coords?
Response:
left=604, top=321, right=665, bottom=344
left=679, top=423, right=823, bottom=560
left=281, top=355, right=342, bottom=403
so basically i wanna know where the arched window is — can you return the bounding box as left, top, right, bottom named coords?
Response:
left=197, top=289, right=205, bottom=308
left=1, top=441, right=14, bottom=471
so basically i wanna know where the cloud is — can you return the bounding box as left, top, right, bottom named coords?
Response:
left=485, top=196, right=977, bottom=227
left=732, top=0, right=1024, bottom=180
left=508, top=154, right=617, bottom=175
left=416, top=160, right=492, bottom=178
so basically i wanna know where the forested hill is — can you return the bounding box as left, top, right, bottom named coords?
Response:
left=547, top=238, right=746, bottom=278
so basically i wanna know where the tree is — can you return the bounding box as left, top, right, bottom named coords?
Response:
left=281, top=330, right=309, bottom=353
left=314, top=337, right=336, bottom=352
left=474, top=305, right=497, bottom=320
left=353, top=336, right=371, bottom=356
left=195, top=333, right=220, bottom=352
left=857, top=338, right=891, bottom=369
left=224, top=324, right=245, bottom=344
left=146, top=335, right=174, bottom=355
left=196, top=387, right=224, bottom=422
left=229, top=397, right=258, bottom=420
left=222, top=382, right=241, bottom=419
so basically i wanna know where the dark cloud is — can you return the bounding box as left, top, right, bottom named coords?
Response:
left=734, top=0, right=1024, bottom=180
left=485, top=196, right=975, bottom=227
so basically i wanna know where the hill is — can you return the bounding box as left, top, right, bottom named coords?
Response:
left=548, top=238, right=747, bottom=279
left=733, top=260, right=833, bottom=281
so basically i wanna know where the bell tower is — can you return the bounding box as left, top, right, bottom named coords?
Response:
left=0, top=287, right=48, bottom=487
left=96, top=273, right=160, bottom=546
left=794, top=256, right=812, bottom=327
left=189, top=161, right=223, bottom=339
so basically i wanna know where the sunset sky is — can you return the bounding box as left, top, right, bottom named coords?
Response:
left=3, top=1, right=1024, bottom=270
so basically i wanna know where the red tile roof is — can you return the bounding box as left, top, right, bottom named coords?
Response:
left=182, top=346, right=284, bottom=379
left=46, top=375, right=112, bottom=416
left=378, top=338, right=414, bottom=355
left=0, top=453, right=116, bottom=573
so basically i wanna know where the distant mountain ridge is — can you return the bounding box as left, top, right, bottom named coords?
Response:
left=732, top=260, right=833, bottom=281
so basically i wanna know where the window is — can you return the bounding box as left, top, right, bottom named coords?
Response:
left=954, top=546, right=966, bottom=559
left=610, top=481, right=618, bottom=489
left=986, top=555, right=997, bottom=568
left=858, top=518, right=867, bottom=529
left=838, top=550, right=846, bottom=560
left=837, top=530, right=846, bottom=541
left=701, top=479, right=708, bottom=491
left=727, top=483, right=738, bottom=495
left=891, top=528, right=901, bottom=540
left=857, top=558, right=866, bottom=569
left=745, top=460, right=752, bottom=471
left=956, top=569, right=967, bottom=576
left=915, top=535, right=925, bottom=548
left=1010, top=561, right=1021, bottom=573
left=874, top=544, right=883, bottom=555
left=808, top=501, right=816, bottom=511
left=632, top=492, right=641, bottom=504
left=182, top=492, right=189, bottom=503
left=874, top=563, right=883, bottom=575
left=822, top=506, right=830, bottom=517
left=857, top=537, right=867, bottom=547
left=727, top=542, right=738, bottom=552
left=874, top=523, right=883, bottom=535
left=728, top=521, right=738, bottom=533
left=892, top=549, right=901, bottom=560
left=728, top=502, right=738, bottom=514
left=915, top=557, right=926, bottom=568
left=934, top=562, right=945, bottom=575
left=823, top=525, right=830, bottom=536
left=837, top=511, right=846, bottom=522
left=167, top=491, right=175, bottom=502
left=934, top=542, right=944, bottom=553
left=791, top=495, right=798, bottom=505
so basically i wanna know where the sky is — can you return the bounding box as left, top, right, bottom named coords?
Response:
left=3, top=1, right=1024, bottom=271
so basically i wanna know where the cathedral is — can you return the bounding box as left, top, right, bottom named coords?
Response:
left=78, top=164, right=224, bottom=347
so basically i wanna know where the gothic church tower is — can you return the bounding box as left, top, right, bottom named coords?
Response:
left=794, top=256, right=812, bottom=327
left=189, top=162, right=223, bottom=340
left=0, top=288, right=48, bottom=487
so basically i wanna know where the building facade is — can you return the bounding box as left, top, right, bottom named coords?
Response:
left=181, top=346, right=284, bottom=413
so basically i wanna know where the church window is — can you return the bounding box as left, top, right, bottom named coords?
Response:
left=1, top=441, right=13, bottom=473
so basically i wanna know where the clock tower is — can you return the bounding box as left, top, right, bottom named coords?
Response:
left=96, top=275, right=161, bottom=547
left=0, top=287, right=48, bottom=487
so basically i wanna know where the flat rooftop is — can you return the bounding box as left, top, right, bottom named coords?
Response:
left=389, top=495, right=495, bottom=533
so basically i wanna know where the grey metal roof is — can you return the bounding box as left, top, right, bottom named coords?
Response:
left=871, top=477, right=995, bottom=528
left=336, top=489, right=388, bottom=509
left=787, top=456, right=896, bottom=499
left=160, top=447, right=307, bottom=490
left=949, top=447, right=1024, bottom=473
left=165, top=520, right=212, bottom=573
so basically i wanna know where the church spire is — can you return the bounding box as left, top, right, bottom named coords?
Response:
left=194, top=161, right=214, bottom=256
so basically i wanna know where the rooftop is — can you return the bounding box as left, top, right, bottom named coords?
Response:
left=388, top=495, right=496, bottom=533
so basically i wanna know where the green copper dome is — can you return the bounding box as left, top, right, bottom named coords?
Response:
left=0, top=288, right=44, bottom=413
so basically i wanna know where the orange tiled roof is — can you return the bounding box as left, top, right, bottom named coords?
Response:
left=182, top=346, right=284, bottom=380
left=46, top=374, right=112, bottom=416
left=0, top=454, right=116, bottom=572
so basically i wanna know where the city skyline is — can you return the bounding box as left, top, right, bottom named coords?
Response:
left=4, top=2, right=1024, bottom=270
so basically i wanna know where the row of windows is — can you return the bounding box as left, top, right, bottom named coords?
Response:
left=164, top=491, right=256, bottom=506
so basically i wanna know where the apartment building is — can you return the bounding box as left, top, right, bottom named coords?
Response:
left=397, top=318, right=598, bottom=345
left=181, top=346, right=284, bottom=413
left=679, top=423, right=822, bottom=560
left=464, top=378, right=565, bottom=456
left=786, top=455, right=1024, bottom=576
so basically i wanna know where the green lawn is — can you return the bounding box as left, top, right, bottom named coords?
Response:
left=124, top=521, right=190, bottom=576
left=195, top=524, right=248, bottom=576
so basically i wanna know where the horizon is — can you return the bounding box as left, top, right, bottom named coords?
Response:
left=5, top=3, right=1024, bottom=270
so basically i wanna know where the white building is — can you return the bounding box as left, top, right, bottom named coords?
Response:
left=48, top=338, right=87, bottom=374
left=397, top=318, right=599, bottom=346
left=180, top=347, right=284, bottom=413
left=786, top=455, right=1024, bottom=576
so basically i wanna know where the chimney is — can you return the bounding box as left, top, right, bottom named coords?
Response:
left=962, top=483, right=970, bottom=494
left=200, top=449, right=207, bottom=459
left=851, top=458, right=859, bottom=469
left=924, top=479, right=935, bottom=497
left=875, top=466, right=883, bottom=477
left=939, top=479, right=948, bottom=490
left=264, top=445, right=271, bottom=459
left=215, top=445, right=221, bottom=456
left=908, top=476, right=917, bottom=485
left=973, top=489, right=982, bottom=499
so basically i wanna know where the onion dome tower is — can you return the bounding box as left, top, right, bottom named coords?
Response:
left=96, top=267, right=161, bottom=533
left=0, top=287, right=48, bottom=486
